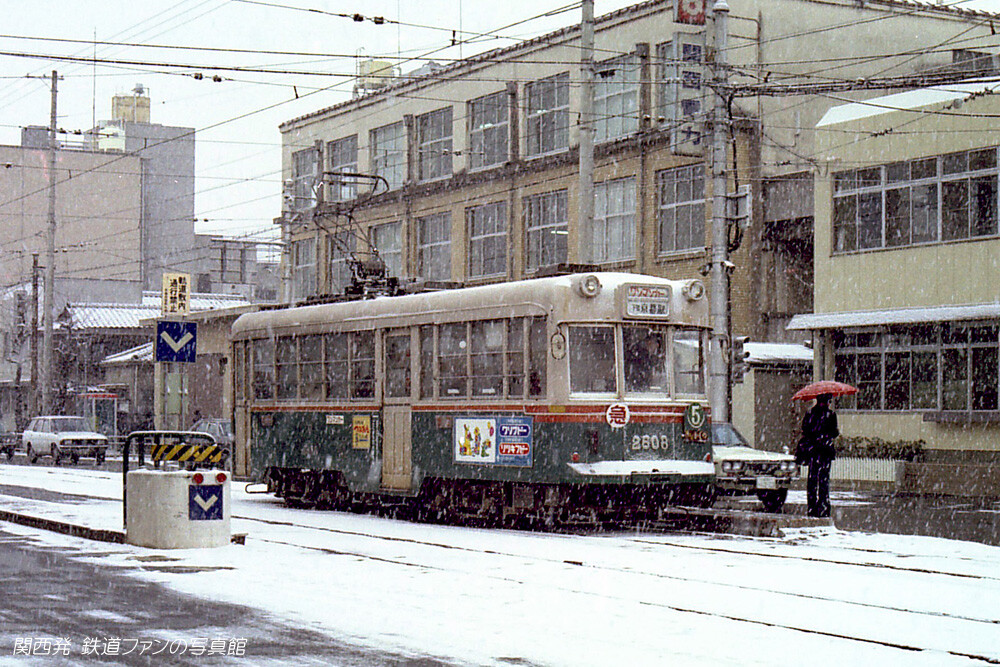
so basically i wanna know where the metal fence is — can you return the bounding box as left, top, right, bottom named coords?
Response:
left=831, top=457, right=901, bottom=483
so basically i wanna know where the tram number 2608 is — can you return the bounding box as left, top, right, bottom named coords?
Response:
left=631, top=434, right=670, bottom=451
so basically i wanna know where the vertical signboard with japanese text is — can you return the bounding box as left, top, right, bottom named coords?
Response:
left=162, top=273, right=191, bottom=316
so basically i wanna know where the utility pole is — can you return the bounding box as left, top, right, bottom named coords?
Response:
left=42, top=70, right=58, bottom=415
left=709, top=1, right=731, bottom=424
left=578, top=0, right=595, bottom=263
left=30, top=253, right=39, bottom=419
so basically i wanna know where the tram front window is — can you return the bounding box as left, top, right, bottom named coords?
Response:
left=674, top=328, right=705, bottom=395
left=570, top=326, right=616, bottom=393
left=624, top=326, right=668, bottom=393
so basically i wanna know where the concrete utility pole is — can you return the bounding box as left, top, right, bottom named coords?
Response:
left=709, top=1, right=731, bottom=424
left=578, top=0, right=595, bottom=262
left=30, top=253, right=39, bottom=419
left=42, top=70, right=58, bottom=415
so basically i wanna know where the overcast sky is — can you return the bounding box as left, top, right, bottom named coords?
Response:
left=1, top=0, right=998, bottom=246
left=0, top=1, right=645, bottom=245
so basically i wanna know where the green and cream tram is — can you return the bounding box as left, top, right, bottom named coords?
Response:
left=231, top=272, right=715, bottom=524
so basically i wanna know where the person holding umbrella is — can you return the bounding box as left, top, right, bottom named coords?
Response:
left=793, top=381, right=854, bottom=518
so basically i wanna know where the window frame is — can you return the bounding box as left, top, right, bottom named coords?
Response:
left=416, top=212, right=451, bottom=281
left=468, top=90, right=509, bottom=170
left=467, top=201, right=508, bottom=279
left=370, top=121, right=407, bottom=191
left=417, top=107, right=453, bottom=182
left=657, top=165, right=706, bottom=254
left=326, top=135, right=358, bottom=202
left=524, top=189, right=568, bottom=271
left=593, top=177, right=637, bottom=263
left=525, top=72, right=570, bottom=157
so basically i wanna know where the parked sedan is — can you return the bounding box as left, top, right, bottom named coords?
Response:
left=712, top=422, right=797, bottom=513
left=22, top=416, right=108, bottom=465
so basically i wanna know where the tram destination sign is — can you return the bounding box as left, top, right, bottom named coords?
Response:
left=621, top=284, right=671, bottom=319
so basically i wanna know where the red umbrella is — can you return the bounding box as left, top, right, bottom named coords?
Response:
left=791, top=380, right=858, bottom=401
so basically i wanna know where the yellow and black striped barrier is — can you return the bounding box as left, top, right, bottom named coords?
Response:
left=151, top=441, right=225, bottom=465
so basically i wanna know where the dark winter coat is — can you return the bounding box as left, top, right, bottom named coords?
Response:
left=797, top=404, right=839, bottom=464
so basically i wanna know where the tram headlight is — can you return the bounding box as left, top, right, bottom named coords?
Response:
left=577, top=274, right=602, bottom=298
left=682, top=279, right=705, bottom=301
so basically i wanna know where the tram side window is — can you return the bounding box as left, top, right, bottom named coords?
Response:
left=324, top=333, right=349, bottom=399
left=300, top=335, right=324, bottom=399
left=439, top=323, right=469, bottom=398
left=234, top=342, right=249, bottom=402
left=507, top=320, right=525, bottom=396
left=570, top=326, right=616, bottom=393
left=529, top=317, right=547, bottom=397
left=276, top=337, right=297, bottom=399
left=252, top=338, right=275, bottom=400
left=624, top=326, right=668, bottom=393
left=351, top=331, right=376, bottom=399
left=472, top=320, right=505, bottom=396
left=385, top=333, right=411, bottom=398
left=673, top=328, right=705, bottom=395
left=419, top=326, right=435, bottom=399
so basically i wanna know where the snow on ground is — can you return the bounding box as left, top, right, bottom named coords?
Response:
left=2, top=463, right=999, bottom=666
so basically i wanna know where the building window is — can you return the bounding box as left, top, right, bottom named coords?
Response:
left=593, top=177, right=636, bottom=263
left=833, top=323, right=1000, bottom=413
left=417, top=212, right=451, bottom=281
left=594, top=54, right=640, bottom=142
left=525, top=72, right=569, bottom=157
left=524, top=189, right=568, bottom=271
left=291, top=237, right=316, bottom=299
left=291, top=147, right=317, bottom=211
left=657, top=165, right=706, bottom=253
left=371, top=222, right=403, bottom=279
left=832, top=147, right=1000, bottom=254
left=328, top=230, right=353, bottom=295
left=469, top=91, right=509, bottom=170
left=467, top=201, right=507, bottom=278
left=327, top=135, right=358, bottom=202
left=417, top=107, right=453, bottom=181
left=371, top=122, right=407, bottom=191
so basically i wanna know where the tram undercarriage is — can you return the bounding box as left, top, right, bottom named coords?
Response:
left=265, top=466, right=716, bottom=528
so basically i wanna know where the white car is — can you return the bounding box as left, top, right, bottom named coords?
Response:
left=22, top=416, right=108, bottom=465
left=712, top=423, right=797, bottom=513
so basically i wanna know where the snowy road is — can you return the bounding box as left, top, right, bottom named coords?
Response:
left=1, top=464, right=998, bottom=666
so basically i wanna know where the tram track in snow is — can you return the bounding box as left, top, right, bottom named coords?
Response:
left=234, top=513, right=1000, bottom=628
left=244, top=523, right=1000, bottom=665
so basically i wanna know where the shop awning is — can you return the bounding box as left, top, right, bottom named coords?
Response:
left=788, top=303, right=1000, bottom=331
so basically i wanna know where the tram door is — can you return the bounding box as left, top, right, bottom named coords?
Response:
left=381, top=332, right=413, bottom=491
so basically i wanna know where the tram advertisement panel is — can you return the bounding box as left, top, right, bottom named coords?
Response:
left=454, top=416, right=533, bottom=467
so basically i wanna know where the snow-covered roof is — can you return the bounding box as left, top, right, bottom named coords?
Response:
left=788, top=303, right=1000, bottom=330
left=817, top=79, right=1000, bottom=127
left=744, top=342, right=813, bottom=365
left=101, top=342, right=154, bottom=365
left=64, top=292, right=252, bottom=331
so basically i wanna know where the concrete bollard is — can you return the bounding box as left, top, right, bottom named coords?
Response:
left=125, top=469, right=231, bottom=549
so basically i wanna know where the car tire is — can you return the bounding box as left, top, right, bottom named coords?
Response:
left=757, top=489, right=788, bottom=513
left=27, top=444, right=38, bottom=464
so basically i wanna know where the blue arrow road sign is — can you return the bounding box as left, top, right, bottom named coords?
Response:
left=156, top=320, right=197, bottom=363
left=189, top=484, right=223, bottom=521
